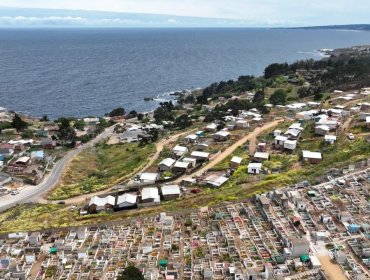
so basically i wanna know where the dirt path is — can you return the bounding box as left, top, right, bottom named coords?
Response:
left=342, top=117, right=353, bottom=133
left=248, top=134, right=257, bottom=155
left=318, top=256, right=348, bottom=280
left=51, top=130, right=192, bottom=205
left=175, top=119, right=283, bottom=183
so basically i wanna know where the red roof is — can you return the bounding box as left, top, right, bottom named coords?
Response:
left=0, top=143, right=13, bottom=149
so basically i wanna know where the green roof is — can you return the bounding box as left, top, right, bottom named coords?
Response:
left=49, top=247, right=57, bottom=254
left=159, top=259, right=168, bottom=267
left=300, top=254, right=310, bottom=262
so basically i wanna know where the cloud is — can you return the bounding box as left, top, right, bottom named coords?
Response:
left=0, top=0, right=370, bottom=26
left=0, top=15, right=88, bottom=25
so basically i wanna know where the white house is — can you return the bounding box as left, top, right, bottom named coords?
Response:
left=274, top=129, right=282, bottom=137
left=205, top=123, right=218, bottom=132
left=139, top=173, right=159, bottom=184
left=116, top=193, right=137, bottom=209
left=230, top=156, right=242, bottom=168
left=89, top=195, right=115, bottom=212
left=191, top=151, right=210, bottom=161
left=275, top=135, right=288, bottom=146
left=161, top=185, right=181, bottom=200
left=236, top=120, right=249, bottom=128
left=254, top=152, right=269, bottom=162
left=141, top=187, right=160, bottom=203
left=248, top=163, right=262, bottom=174
left=315, top=125, right=330, bottom=136
left=172, top=145, right=188, bottom=157
left=158, top=158, right=176, bottom=171
left=184, top=134, right=198, bottom=143
left=284, top=129, right=301, bottom=140
left=173, top=161, right=191, bottom=172
left=324, top=135, right=337, bottom=144
left=213, top=130, right=231, bottom=141
left=302, top=150, right=322, bottom=164
left=284, top=140, right=297, bottom=151
left=366, top=116, right=370, bottom=129
left=182, top=157, right=197, bottom=167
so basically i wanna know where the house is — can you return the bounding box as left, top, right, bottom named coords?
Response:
left=359, top=112, right=370, bottom=121
left=89, top=195, right=115, bottom=213
left=205, top=123, right=218, bottom=132
left=284, top=140, right=297, bottom=151
left=195, top=130, right=205, bottom=137
left=191, top=151, right=210, bottom=162
left=284, top=129, right=301, bottom=140
left=182, top=157, right=197, bottom=168
left=248, top=163, right=262, bottom=174
left=184, top=134, right=198, bottom=143
left=119, top=129, right=144, bottom=143
left=0, top=143, right=14, bottom=158
left=273, top=129, right=282, bottom=137
left=254, top=152, right=269, bottom=162
left=230, top=156, right=242, bottom=168
left=141, top=187, right=160, bottom=204
left=315, top=125, right=330, bottom=136
left=360, top=102, right=370, bottom=112
left=173, top=161, right=191, bottom=172
left=83, top=117, right=100, bottom=125
left=302, top=150, right=322, bottom=164
left=116, top=193, right=137, bottom=209
left=213, top=131, right=230, bottom=141
left=41, top=137, right=56, bottom=149
left=366, top=116, right=370, bottom=129
left=275, top=135, right=288, bottom=146
left=226, top=122, right=237, bottom=130
left=205, top=174, right=229, bottom=187
left=28, top=232, right=41, bottom=246
left=195, top=142, right=209, bottom=151
left=172, top=145, right=188, bottom=157
left=14, top=156, right=30, bottom=166
left=158, top=158, right=176, bottom=172
left=139, top=173, right=159, bottom=184
left=31, top=150, right=44, bottom=161
left=257, top=143, right=267, bottom=152
left=236, top=120, right=249, bottom=128
left=161, top=185, right=181, bottom=200
left=287, top=237, right=310, bottom=258
left=325, top=135, right=337, bottom=144
left=77, top=247, right=88, bottom=259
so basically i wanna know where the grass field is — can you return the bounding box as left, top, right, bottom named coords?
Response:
left=48, top=143, right=155, bottom=200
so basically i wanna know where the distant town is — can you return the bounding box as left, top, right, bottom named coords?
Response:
left=0, top=45, right=370, bottom=280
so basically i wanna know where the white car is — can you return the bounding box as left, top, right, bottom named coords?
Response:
left=347, top=133, right=355, bottom=140
left=10, top=190, right=19, bottom=195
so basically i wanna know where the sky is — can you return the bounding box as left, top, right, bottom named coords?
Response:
left=0, top=0, right=369, bottom=27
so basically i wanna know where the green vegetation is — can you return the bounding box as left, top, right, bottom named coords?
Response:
left=49, top=143, right=155, bottom=200
left=11, top=113, right=28, bottom=130
left=0, top=204, right=67, bottom=233
left=117, top=266, right=144, bottom=280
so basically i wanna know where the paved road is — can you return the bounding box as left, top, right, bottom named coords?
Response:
left=0, top=126, right=115, bottom=212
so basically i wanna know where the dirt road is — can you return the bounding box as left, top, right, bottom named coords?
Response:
left=175, top=119, right=283, bottom=183
left=318, top=256, right=348, bottom=280
left=54, top=130, right=192, bottom=205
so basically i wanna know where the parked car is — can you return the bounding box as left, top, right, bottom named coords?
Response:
left=347, top=133, right=355, bottom=140
left=10, top=190, right=19, bottom=195
left=57, top=201, right=66, bottom=205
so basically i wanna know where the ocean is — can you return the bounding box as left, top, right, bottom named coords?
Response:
left=1, top=28, right=370, bottom=119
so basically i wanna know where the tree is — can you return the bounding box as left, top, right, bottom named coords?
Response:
left=21, top=130, right=34, bottom=139
left=108, top=107, right=125, bottom=117
left=40, top=115, right=49, bottom=122
left=174, top=114, right=192, bottom=129
left=11, top=114, right=28, bottom=130
left=74, top=119, right=85, bottom=131
left=137, top=113, right=144, bottom=121
left=269, top=89, right=287, bottom=106
left=57, top=118, right=76, bottom=143
left=127, top=110, right=138, bottom=119
left=117, top=266, right=144, bottom=280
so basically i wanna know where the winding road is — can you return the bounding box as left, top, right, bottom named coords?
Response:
left=0, top=126, right=115, bottom=212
